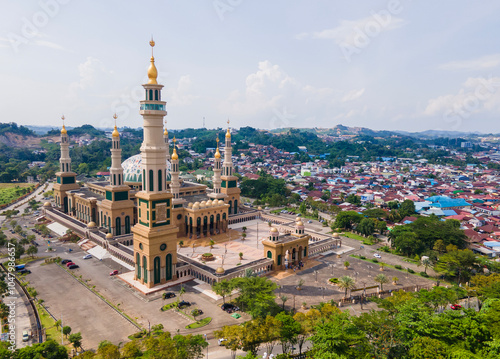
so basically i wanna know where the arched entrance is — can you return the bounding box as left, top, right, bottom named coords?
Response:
left=165, top=254, right=172, bottom=281
left=154, top=257, right=161, bottom=284
left=125, top=216, right=131, bottom=234
left=115, top=217, right=121, bottom=236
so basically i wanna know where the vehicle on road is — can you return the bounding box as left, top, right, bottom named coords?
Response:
left=450, top=304, right=462, bottom=310
left=373, top=253, right=382, bottom=258
left=22, top=331, right=29, bottom=342
left=109, top=270, right=119, bottom=276
left=68, top=264, right=79, bottom=269
left=61, top=259, right=71, bottom=264
left=218, top=338, right=227, bottom=346
left=177, top=300, right=191, bottom=309
left=83, top=254, right=92, bottom=259
left=14, top=264, right=25, bottom=271
left=66, top=262, right=75, bottom=267
left=163, top=292, right=176, bottom=299
left=18, top=269, right=31, bottom=275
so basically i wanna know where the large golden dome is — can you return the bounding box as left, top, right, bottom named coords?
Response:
left=61, top=125, right=67, bottom=135
left=147, top=39, right=158, bottom=84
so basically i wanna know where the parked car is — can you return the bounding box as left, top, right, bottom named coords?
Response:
left=308, top=220, right=313, bottom=223
left=61, top=259, right=71, bottom=264
left=68, top=264, right=79, bottom=269
left=109, top=270, right=119, bottom=276
left=450, top=304, right=462, bottom=310
left=66, top=262, right=75, bottom=267
left=373, top=253, right=382, bottom=259
left=83, top=254, right=92, bottom=259
left=221, top=303, right=239, bottom=312
left=163, top=292, right=176, bottom=299
left=177, top=300, right=191, bottom=309
left=218, top=338, right=227, bottom=346
left=18, top=269, right=31, bottom=275
left=22, top=331, right=29, bottom=342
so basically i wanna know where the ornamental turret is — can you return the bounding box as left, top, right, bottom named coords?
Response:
left=170, top=137, right=180, bottom=199
left=109, top=114, right=124, bottom=186
left=59, top=115, right=71, bottom=173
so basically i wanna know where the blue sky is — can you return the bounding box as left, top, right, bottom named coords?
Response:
left=1, top=0, right=500, bottom=132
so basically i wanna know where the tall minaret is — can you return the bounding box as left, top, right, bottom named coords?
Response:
left=110, top=114, right=123, bottom=186
left=100, top=114, right=134, bottom=235
left=53, top=115, right=79, bottom=214
left=170, top=137, right=180, bottom=200
left=209, top=136, right=224, bottom=199
left=132, top=39, right=179, bottom=288
left=220, top=120, right=241, bottom=214
left=223, top=119, right=234, bottom=177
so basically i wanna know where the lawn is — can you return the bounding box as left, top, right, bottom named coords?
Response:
left=342, top=232, right=376, bottom=245
left=185, top=317, right=212, bottom=329
left=37, top=304, right=65, bottom=345
left=0, top=183, right=35, bottom=206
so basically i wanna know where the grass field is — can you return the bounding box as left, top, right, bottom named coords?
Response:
left=0, top=183, right=34, bottom=206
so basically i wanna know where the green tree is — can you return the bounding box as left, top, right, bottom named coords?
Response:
left=231, top=276, right=279, bottom=318
left=275, top=312, right=301, bottom=354
left=212, top=280, right=234, bottom=304
left=62, top=326, right=71, bottom=338
left=399, top=199, right=416, bottom=217
left=68, top=332, right=82, bottom=351
left=27, top=245, right=38, bottom=258
left=357, top=218, right=375, bottom=237
left=121, top=340, right=142, bottom=358
left=334, top=211, right=363, bottom=230
left=435, top=249, right=481, bottom=284
left=97, top=341, right=120, bottom=359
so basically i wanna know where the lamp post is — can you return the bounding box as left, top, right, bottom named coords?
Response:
left=204, top=334, right=208, bottom=358
left=256, top=219, right=259, bottom=248
left=330, top=263, right=334, bottom=276
left=314, top=270, right=318, bottom=283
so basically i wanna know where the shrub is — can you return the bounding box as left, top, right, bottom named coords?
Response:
left=372, top=259, right=379, bottom=263
left=329, top=278, right=339, bottom=284
left=408, top=268, right=415, bottom=274
left=395, top=265, right=402, bottom=270
left=420, top=272, right=429, bottom=277
left=380, top=246, right=390, bottom=252
left=359, top=256, right=366, bottom=260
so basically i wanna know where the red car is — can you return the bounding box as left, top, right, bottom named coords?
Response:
left=66, top=262, right=75, bottom=267
left=109, top=270, right=119, bottom=276
left=450, top=304, right=462, bottom=310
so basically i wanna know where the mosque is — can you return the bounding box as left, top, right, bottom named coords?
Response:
left=46, top=40, right=340, bottom=291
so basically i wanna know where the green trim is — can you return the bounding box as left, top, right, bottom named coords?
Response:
left=174, top=204, right=183, bottom=208
left=56, top=176, right=61, bottom=184
left=139, top=199, right=149, bottom=208
left=221, top=180, right=226, bottom=188
left=62, top=176, right=75, bottom=184
left=228, top=180, right=237, bottom=188
left=152, top=220, right=170, bottom=228
left=139, top=220, right=149, bottom=226
left=114, top=191, right=128, bottom=201
left=106, top=191, right=112, bottom=201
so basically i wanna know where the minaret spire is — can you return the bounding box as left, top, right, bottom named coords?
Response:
left=170, top=136, right=180, bottom=200
left=109, top=113, right=124, bottom=186
left=60, top=115, right=70, bottom=173
left=209, top=136, right=223, bottom=199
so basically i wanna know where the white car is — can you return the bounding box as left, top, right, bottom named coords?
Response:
left=373, top=253, right=381, bottom=258
left=83, top=254, right=92, bottom=259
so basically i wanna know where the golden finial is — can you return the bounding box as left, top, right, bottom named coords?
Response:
left=171, top=136, right=178, bottom=160
left=164, top=120, right=168, bottom=136
left=147, top=37, right=158, bottom=85
left=61, top=115, right=67, bottom=134
left=112, top=113, right=119, bottom=138
left=215, top=136, right=221, bottom=159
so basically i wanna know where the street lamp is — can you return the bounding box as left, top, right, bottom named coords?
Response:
left=204, top=334, right=208, bottom=358
left=330, top=263, right=334, bottom=276
left=314, top=270, right=318, bottom=282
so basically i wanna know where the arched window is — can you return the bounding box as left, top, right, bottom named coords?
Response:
left=143, top=256, right=148, bottom=283
left=154, top=257, right=161, bottom=284
left=149, top=170, right=154, bottom=191
left=125, top=216, right=131, bottom=234
left=166, top=254, right=172, bottom=280
left=115, top=217, right=121, bottom=236
left=136, top=253, right=141, bottom=279
left=158, top=169, right=162, bottom=191
left=155, top=90, right=158, bottom=100
left=267, top=251, right=272, bottom=259
left=149, top=89, right=153, bottom=100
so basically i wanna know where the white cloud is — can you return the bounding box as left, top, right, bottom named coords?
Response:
left=34, top=39, right=64, bottom=50
left=439, top=54, right=500, bottom=71
left=298, top=15, right=405, bottom=46
left=424, top=76, right=500, bottom=119
left=165, top=75, right=198, bottom=106
left=342, top=88, right=365, bottom=102
left=219, top=60, right=366, bottom=128
left=69, top=57, right=109, bottom=94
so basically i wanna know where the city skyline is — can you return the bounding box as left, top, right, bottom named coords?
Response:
left=1, top=1, right=500, bottom=132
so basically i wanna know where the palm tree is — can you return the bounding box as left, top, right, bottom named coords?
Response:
left=374, top=274, right=389, bottom=291
left=420, top=258, right=432, bottom=274
left=337, top=276, right=356, bottom=298
left=179, top=286, right=186, bottom=300
left=280, top=295, right=288, bottom=310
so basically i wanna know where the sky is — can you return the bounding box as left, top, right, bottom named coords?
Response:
left=1, top=0, right=500, bottom=133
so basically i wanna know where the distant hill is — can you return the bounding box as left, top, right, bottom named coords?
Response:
left=46, top=124, right=106, bottom=137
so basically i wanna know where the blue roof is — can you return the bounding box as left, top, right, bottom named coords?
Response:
left=443, top=210, right=458, bottom=216
left=425, top=196, right=470, bottom=208
left=484, top=241, right=500, bottom=248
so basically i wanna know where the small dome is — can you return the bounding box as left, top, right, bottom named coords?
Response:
left=188, top=202, right=193, bottom=208
left=218, top=200, right=225, bottom=206
left=87, top=221, right=96, bottom=228
left=258, top=206, right=262, bottom=211
left=295, top=217, right=301, bottom=222
left=171, top=148, right=178, bottom=161
left=215, top=267, right=225, bottom=275
left=112, top=126, right=119, bottom=138
left=214, top=147, right=221, bottom=159
left=164, top=128, right=168, bottom=136
left=192, top=202, right=200, bottom=210
left=226, top=128, right=231, bottom=138
left=43, top=202, right=51, bottom=207
left=61, top=125, right=67, bottom=135
left=206, top=200, right=212, bottom=207
left=332, top=232, right=340, bottom=238
left=270, top=227, right=278, bottom=233
left=297, top=221, right=304, bottom=227
left=105, top=233, right=113, bottom=239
